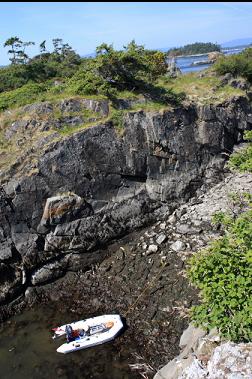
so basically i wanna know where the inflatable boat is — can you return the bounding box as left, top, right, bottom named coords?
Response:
left=52, top=314, right=124, bottom=354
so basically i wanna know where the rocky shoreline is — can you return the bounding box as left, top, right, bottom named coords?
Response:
left=0, top=94, right=252, bottom=377
left=2, top=170, right=251, bottom=378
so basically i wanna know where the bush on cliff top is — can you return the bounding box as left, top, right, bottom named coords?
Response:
left=213, top=47, right=252, bottom=83
left=67, top=41, right=182, bottom=104
left=187, top=194, right=252, bottom=342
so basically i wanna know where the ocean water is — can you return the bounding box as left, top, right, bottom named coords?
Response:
left=176, top=47, right=246, bottom=74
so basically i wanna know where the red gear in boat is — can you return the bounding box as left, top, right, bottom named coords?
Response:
left=72, top=329, right=80, bottom=338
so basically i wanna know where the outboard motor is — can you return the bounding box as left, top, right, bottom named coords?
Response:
left=65, top=325, right=73, bottom=342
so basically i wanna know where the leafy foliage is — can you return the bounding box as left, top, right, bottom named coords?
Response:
left=0, top=38, right=81, bottom=93
left=67, top=59, right=116, bottom=97
left=168, top=42, right=221, bottom=57
left=4, top=36, right=35, bottom=64
left=228, top=131, right=252, bottom=173
left=187, top=195, right=252, bottom=342
left=109, top=109, right=125, bottom=135
left=0, top=82, right=47, bottom=111
left=213, top=47, right=252, bottom=83
left=67, top=41, right=180, bottom=103
left=0, top=39, right=186, bottom=111
left=0, top=64, right=31, bottom=92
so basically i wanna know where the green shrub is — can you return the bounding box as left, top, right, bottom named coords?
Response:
left=187, top=199, right=252, bottom=342
left=228, top=131, right=252, bottom=173
left=67, top=69, right=117, bottom=97
left=0, top=48, right=81, bottom=93
left=214, top=48, right=252, bottom=83
left=110, top=109, right=125, bottom=134
left=67, top=41, right=175, bottom=102
left=0, top=65, right=30, bottom=93
left=0, top=82, right=47, bottom=111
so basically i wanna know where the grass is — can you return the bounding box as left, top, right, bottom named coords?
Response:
left=0, top=80, right=108, bottom=114
left=228, top=131, right=252, bottom=173
left=39, top=89, right=107, bottom=103
left=158, top=72, right=246, bottom=104
left=0, top=130, right=10, bottom=150
left=214, top=85, right=245, bottom=101
left=115, top=90, right=140, bottom=99
left=0, top=83, right=47, bottom=112
left=129, top=100, right=172, bottom=112
left=0, top=69, right=249, bottom=182
left=56, top=119, right=104, bottom=136
left=109, top=109, right=125, bottom=136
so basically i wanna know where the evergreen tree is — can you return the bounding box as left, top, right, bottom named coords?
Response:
left=39, top=40, right=47, bottom=54
left=4, top=37, right=23, bottom=64
left=4, top=37, right=35, bottom=64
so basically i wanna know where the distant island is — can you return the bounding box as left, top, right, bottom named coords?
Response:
left=221, top=37, right=252, bottom=48
left=167, top=42, right=221, bottom=57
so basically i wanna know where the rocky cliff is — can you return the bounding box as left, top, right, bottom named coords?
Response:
left=0, top=95, right=251, bottom=317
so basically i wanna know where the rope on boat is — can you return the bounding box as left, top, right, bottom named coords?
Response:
left=123, top=261, right=168, bottom=317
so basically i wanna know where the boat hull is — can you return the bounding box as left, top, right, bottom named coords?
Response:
left=55, top=314, right=123, bottom=354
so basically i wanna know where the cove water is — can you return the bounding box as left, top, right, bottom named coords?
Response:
left=176, top=46, right=247, bottom=74
left=0, top=306, right=139, bottom=379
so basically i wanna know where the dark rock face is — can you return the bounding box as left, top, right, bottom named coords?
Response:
left=0, top=96, right=251, bottom=310
left=0, top=188, right=23, bottom=303
left=59, top=98, right=109, bottom=116
left=44, top=194, right=159, bottom=254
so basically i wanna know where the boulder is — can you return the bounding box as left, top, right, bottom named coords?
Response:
left=208, top=51, right=224, bottom=62
left=154, top=324, right=207, bottom=379
left=154, top=319, right=252, bottom=379
left=156, top=233, right=167, bottom=245
left=147, top=244, right=159, bottom=254
left=179, top=323, right=207, bottom=350
left=23, top=101, right=53, bottom=115
left=44, top=194, right=159, bottom=253
left=229, top=78, right=249, bottom=91
left=220, top=72, right=234, bottom=85
left=31, top=258, right=68, bottom=285
left=170, top=240, right=186, bottom=252
left=207, top=342, right=252, bottom=378
left=37, top=193, right=93, bottom=233
left=176, top=341, right=252, bottom=379
left=59, top=98, right=109, bottom=116
left=176, top=224, right=201, bottom=235
left=159, top=222, right=167, bottom=230
left=166, top=61, right=182, bottom=78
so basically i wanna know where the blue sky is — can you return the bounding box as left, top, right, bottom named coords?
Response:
left=1, top=2, right=252, bottom=64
